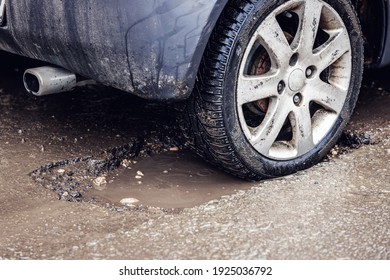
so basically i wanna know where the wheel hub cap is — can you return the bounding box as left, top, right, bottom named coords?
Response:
left=236, top=0, right=352, bottom=160
left=288, top=69, right=305, bottom=92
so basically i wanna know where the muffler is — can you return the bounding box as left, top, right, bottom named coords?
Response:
left=23, top=66, right=77, bottom=96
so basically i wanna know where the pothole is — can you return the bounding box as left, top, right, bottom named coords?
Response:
left=30, top=125, right=382, bottom=212
left=30, top=128, right=187, bottom=213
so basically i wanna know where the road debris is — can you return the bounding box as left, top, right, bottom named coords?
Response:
left=120, top=197, right=140, bottom=206
left=93, top=176, right=107, bottom=187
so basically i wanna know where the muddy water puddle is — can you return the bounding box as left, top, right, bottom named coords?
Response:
left=84, top=150, right=252, bottom=209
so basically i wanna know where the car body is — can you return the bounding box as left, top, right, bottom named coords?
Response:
left=0, top=0, right=229, bottom=100
left=0, top=0, right=386, bottom=100
left=0, top=0, right=387, bottom=179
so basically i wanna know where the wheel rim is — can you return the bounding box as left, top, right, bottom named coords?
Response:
left=237, top=0, right=352, bottom=160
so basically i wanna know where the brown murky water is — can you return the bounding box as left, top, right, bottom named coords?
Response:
left=85, top=150, right=251, bottom=209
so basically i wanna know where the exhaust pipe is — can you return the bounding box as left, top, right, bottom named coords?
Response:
left=23, top=66, right=77, bottom=96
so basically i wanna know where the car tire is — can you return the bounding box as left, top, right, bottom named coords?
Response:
left=187, top=0, right=364, bottom=180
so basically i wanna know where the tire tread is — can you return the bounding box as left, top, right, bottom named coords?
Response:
left=185, top=1, right=262, bottom=180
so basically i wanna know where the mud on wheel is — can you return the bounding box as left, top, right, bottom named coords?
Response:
left=187, top=0, right=364, bottom=180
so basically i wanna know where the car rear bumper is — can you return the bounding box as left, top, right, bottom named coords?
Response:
left=0, top=0, right=227, bottom=100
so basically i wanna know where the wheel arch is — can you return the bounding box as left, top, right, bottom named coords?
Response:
left=351, top=0, right=389, bottom=68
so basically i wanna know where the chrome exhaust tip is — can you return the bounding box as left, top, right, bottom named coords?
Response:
left=23, top=66, right=77, bottom=96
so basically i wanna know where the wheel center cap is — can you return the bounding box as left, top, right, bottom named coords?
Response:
left=288, top=69, right=306, bottom=92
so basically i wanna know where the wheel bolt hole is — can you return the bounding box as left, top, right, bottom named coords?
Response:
left=306, top=66, right=316, bottom=78
left=277, top=81, right=285, bottom=94
left=289, top=53, right=299, bottom=66
left=293, top=93, right=303, bottom=106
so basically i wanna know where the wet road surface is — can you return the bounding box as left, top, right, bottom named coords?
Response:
left=0, top=54, right=389, bottom=259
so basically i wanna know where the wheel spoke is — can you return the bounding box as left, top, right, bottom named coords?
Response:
left=313, top=28, right=350, bottom=72
left=290, top=106, right=314, bottom=154
left=250, top=99, right=290, bottom=155
left=294, top=0, right=323, bottom=55
left=237, top=73, right=281, bottom=106
left=305, top=79, right=347, bottom=113
left=257, top=15, right=292, bottom=67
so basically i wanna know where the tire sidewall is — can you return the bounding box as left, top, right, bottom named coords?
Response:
left=223, top=0, right=364, bottom=177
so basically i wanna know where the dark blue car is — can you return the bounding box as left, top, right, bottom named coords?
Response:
left=0, top=0, right=387, bottom=179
